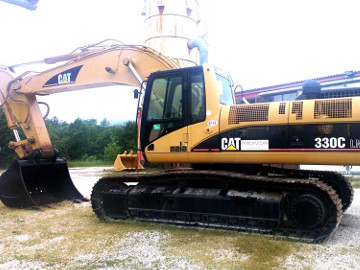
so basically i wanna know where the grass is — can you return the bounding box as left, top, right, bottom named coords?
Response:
left=0, top=202, right=141, bottom=269
left=167, top=228, right=298, bottom=270
left=346, top=175, right=360, bottom=188
left=67, top=159, right=112, bottom=168
left=0, top=201, right=300, bottom=270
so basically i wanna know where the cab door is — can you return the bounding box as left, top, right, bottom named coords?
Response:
left=140, top=69, right=189, bottom=162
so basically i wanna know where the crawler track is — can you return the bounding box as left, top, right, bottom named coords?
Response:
left=261, top=166, right=354, bottom=211
left=91, top=170, right=343, bottom=242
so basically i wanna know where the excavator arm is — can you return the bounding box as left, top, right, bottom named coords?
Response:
left=0, top=41, right=180, bottom=208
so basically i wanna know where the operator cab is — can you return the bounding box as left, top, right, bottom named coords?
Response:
left=139, top=65, right=234, bottom=154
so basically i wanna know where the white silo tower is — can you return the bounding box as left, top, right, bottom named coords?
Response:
left=142, top=0, right=207, bottom=66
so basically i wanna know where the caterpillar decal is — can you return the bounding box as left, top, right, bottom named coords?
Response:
left=43, top=65, right=83, bottom=87
left=192, top=123, right=360, bottom=152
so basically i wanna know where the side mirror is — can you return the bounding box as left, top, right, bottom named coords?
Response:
left=133, top=89, right=139, bottom=99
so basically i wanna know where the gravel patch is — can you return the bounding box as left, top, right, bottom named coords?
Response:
left=72, top=231, right=203, bottom=270
left=0, top=260, right=47, bottom=270
left=205, top=248, right=249, bottom=263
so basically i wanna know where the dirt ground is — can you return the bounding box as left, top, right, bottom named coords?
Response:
left=69, top=167, right=114, bottom=199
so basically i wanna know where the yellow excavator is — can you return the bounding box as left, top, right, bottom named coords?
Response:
left=0, top=41, right=356, bottom=242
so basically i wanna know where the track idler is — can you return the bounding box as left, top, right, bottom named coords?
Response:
left=0, top=158, right=87, bottom=209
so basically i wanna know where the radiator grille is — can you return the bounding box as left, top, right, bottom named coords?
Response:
left=279, top=102, right=286, bottom=114
left=292, top=101, right=303, bottom=120
left=228, top=104, right=269, bottom=124
left=314, top=99, right=352, bottom=119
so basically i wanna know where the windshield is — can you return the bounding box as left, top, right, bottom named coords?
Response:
left=215, top=68, right=234, bottom=105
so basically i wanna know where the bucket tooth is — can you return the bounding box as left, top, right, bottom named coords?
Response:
left=114, top=151, right=144, bottom=171
left=0, top=158, right=87, bottom=209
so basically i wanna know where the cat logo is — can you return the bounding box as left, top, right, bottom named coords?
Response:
left=58, top=73, right=71, bottom=85
left=221, top=137, right=241, bottom=151
left=43, top=65, right=83, bottom=88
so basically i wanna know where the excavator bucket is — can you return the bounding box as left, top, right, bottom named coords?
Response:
left=114, top=151, right=144, bottom=171
left=0, top=158, right=86, bottom=209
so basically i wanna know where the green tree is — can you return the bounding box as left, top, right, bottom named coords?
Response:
left=103, top=137, right=122, bottom=162
left=45, top=117, right=71, bottom=158
left=67, top=118, right=94, bottom=160
left=116, top=121, right=137, bottom=152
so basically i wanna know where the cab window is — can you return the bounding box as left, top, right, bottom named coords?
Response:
left=216, top=72, right=234, bottom=105
left=143, top=75, right=184, bottom=144
left=190, top=73, right=206, bottom=124
left=147, top=76, right=183, bottom=120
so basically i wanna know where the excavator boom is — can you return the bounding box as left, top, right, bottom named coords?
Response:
left=0, top=41, right=179, bottom=208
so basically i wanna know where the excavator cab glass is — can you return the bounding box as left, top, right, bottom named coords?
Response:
left=142, top=75, right=184, bottom=145
left=215, top=67, right=235, bottom=106
left=140, top=66, right=205, bottom=150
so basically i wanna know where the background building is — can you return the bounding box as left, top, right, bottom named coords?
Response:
left=237, top=70, right=360, bottom=103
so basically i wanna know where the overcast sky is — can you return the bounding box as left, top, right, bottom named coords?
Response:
left=1, top=0, right=360, bottom=123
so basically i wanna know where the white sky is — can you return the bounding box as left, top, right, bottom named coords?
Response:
left=1, top=0, right=360, bottom=123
